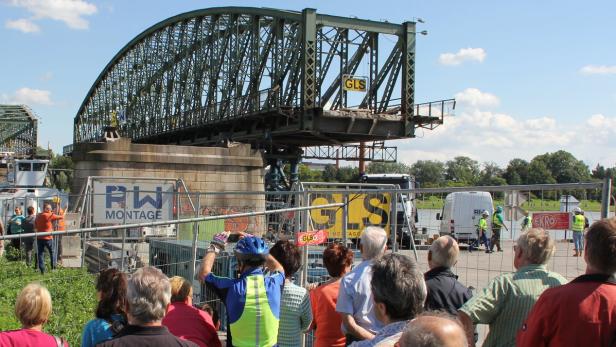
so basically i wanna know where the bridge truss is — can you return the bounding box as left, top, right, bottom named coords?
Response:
left=0, top=104, right=38, bottom=156
left=73, top=7, right=454, bottom=157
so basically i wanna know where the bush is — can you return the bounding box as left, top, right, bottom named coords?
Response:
left=0, top=259, right=97, bottom=346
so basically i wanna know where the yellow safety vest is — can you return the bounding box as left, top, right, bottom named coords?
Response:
left=572, top=214, right=585, bottom=232
left=492, top=212, right=503, bottom=228
left=229, top=274, right=279, bottom=347
left=478, top=218, right=488, bottom=231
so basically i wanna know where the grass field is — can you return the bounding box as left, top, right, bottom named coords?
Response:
left=0, top=253, right=96, bottom=347
left=415, top=196, right=604, bottom=212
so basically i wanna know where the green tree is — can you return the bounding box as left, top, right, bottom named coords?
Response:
left=533, top=150, right=591, bottom=183
left=445, top=156, right=480, bottom=185
left=336, top=167, right=359, bottom=182
left=477, top=162, right=507, bottom=186
left=527, top=159, right=556, bottom=184
left=48, top=153, right=74, bottom=191
left=322, top=164, right=338, bottom=182
left=592, top=164, right=606, bottom=179
left=503, top=158, right=530, bottom=185
left=298, top=164, right=322, bottom=182
left=410, top=160, right=445, bottom=186
left=366, top=162, right=411, bottom=174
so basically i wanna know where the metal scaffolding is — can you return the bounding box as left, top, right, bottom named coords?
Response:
left=0, top=104, right=38, bottom=155
left=72, top=7, right=454, bottom=158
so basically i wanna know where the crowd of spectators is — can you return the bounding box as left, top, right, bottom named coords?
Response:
left=2, top=217, right=616, bottom=347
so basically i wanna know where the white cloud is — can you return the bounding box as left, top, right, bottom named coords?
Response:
left=454, top=88, right=500, bottom=108
left=5, top=18, right=39, bottom=33
left=395, top=88, right=616, bottom=166
left=579, top=65, right=616, bottom=75
left=1, top=87, right=53, bottom=105
left=7, top=0, right=97, bottom=30
left=438, top=47, right=486, bottom=66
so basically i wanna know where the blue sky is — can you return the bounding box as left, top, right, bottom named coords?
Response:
left=1, top=0, right=615, bottom=168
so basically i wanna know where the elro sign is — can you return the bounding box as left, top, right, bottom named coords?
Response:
left=531, top=212, right=571, bottom=230
left=93, top=180, right=175, bottom=224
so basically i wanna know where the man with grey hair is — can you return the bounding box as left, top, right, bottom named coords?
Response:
left=397, top=312, right=468, bottom=347
left=424, top=236, right=472, bottom=315
left=337, top=226, right=388, bottom=344
left=457, top=228, right=566, bottom=347
left=98, top=266, right=197, bottom=347
left=350, top=253, right=427, bottom=347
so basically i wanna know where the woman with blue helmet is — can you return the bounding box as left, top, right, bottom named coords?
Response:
left=198, top=232, right=285, bottom=347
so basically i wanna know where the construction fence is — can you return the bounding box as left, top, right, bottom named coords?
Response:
left=0, top=179, right=613, bottom=344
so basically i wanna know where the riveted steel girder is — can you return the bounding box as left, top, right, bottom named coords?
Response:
left=73, top=7, right=445, bottom=150
left=0, top=104, right=38, bottom=155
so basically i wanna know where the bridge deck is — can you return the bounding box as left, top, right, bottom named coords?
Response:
left=132, top=108, right=442, bottom=148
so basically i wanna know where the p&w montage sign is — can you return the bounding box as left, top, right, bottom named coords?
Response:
left=93, top=180, right=175, bottom=224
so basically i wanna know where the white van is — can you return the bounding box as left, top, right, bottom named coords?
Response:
left=436, top=191, right=494, bottom=244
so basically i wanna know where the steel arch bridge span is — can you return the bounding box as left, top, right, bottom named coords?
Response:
left=74, top=7, right=449, bottom=152
left=0, top=104, right=38, bottom=156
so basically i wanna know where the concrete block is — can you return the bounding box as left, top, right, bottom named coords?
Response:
left=61, top=235, right=82, bottom=257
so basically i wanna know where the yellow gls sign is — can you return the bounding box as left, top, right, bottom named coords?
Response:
left=309, top=193, right=390, bottom=238
left=342, top=75, right=368, bottom=92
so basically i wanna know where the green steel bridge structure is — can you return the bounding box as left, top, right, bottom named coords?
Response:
left=0, top=104, right=38, bottom=156
left=70, top=7, right=454, bottom=174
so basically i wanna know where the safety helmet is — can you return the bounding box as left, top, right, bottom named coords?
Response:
left=496, top=206, right=503, bottom=213
left=481, top=210, right=489, bottom=217
left=234, top=236, right=269, bottom=261
left=573, top=207, right=582, bottom=214
left=51, top=196, right=61, bottom=203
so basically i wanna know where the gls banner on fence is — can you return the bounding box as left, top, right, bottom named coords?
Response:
left=93, top=180, right=174, bottom=224
left=310, top=193, right=390, bottom=238
left=297, top=229, right=329, bottom=246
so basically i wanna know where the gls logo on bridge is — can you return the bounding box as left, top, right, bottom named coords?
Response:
left=342, top=75, right=367, bottom=92
left=93, top=181, right=174, bottom=224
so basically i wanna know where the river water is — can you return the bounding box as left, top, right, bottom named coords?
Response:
left=416, top=209, right=606, bottom=241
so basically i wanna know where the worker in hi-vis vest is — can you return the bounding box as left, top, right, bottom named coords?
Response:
left=198, top=233, right=285, bottom=347
left=490, top=206, right=509, bottom=252
left=571, top=207, right=589, bottom=257
left=471, top=210, right=492, bottom=253
left=521, top=210, right=532, bottom=232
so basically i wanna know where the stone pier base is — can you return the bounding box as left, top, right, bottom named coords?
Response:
left=71, top=139, right=266, bottom=234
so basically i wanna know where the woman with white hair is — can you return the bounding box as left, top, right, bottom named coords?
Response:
left=0, top=282, right=69, bottom=346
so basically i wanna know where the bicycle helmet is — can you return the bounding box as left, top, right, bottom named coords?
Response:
left=234, top=236, right=269, bottom=261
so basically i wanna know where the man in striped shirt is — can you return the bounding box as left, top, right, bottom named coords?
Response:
left=457, top=228, right=567, bottom=347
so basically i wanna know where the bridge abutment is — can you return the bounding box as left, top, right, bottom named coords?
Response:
left=71, top=138, right=266, bottom=234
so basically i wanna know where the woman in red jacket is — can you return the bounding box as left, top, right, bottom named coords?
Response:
left=310, top=243, right=354, bottom=347
left=162, top=276, right=221, bottom=347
